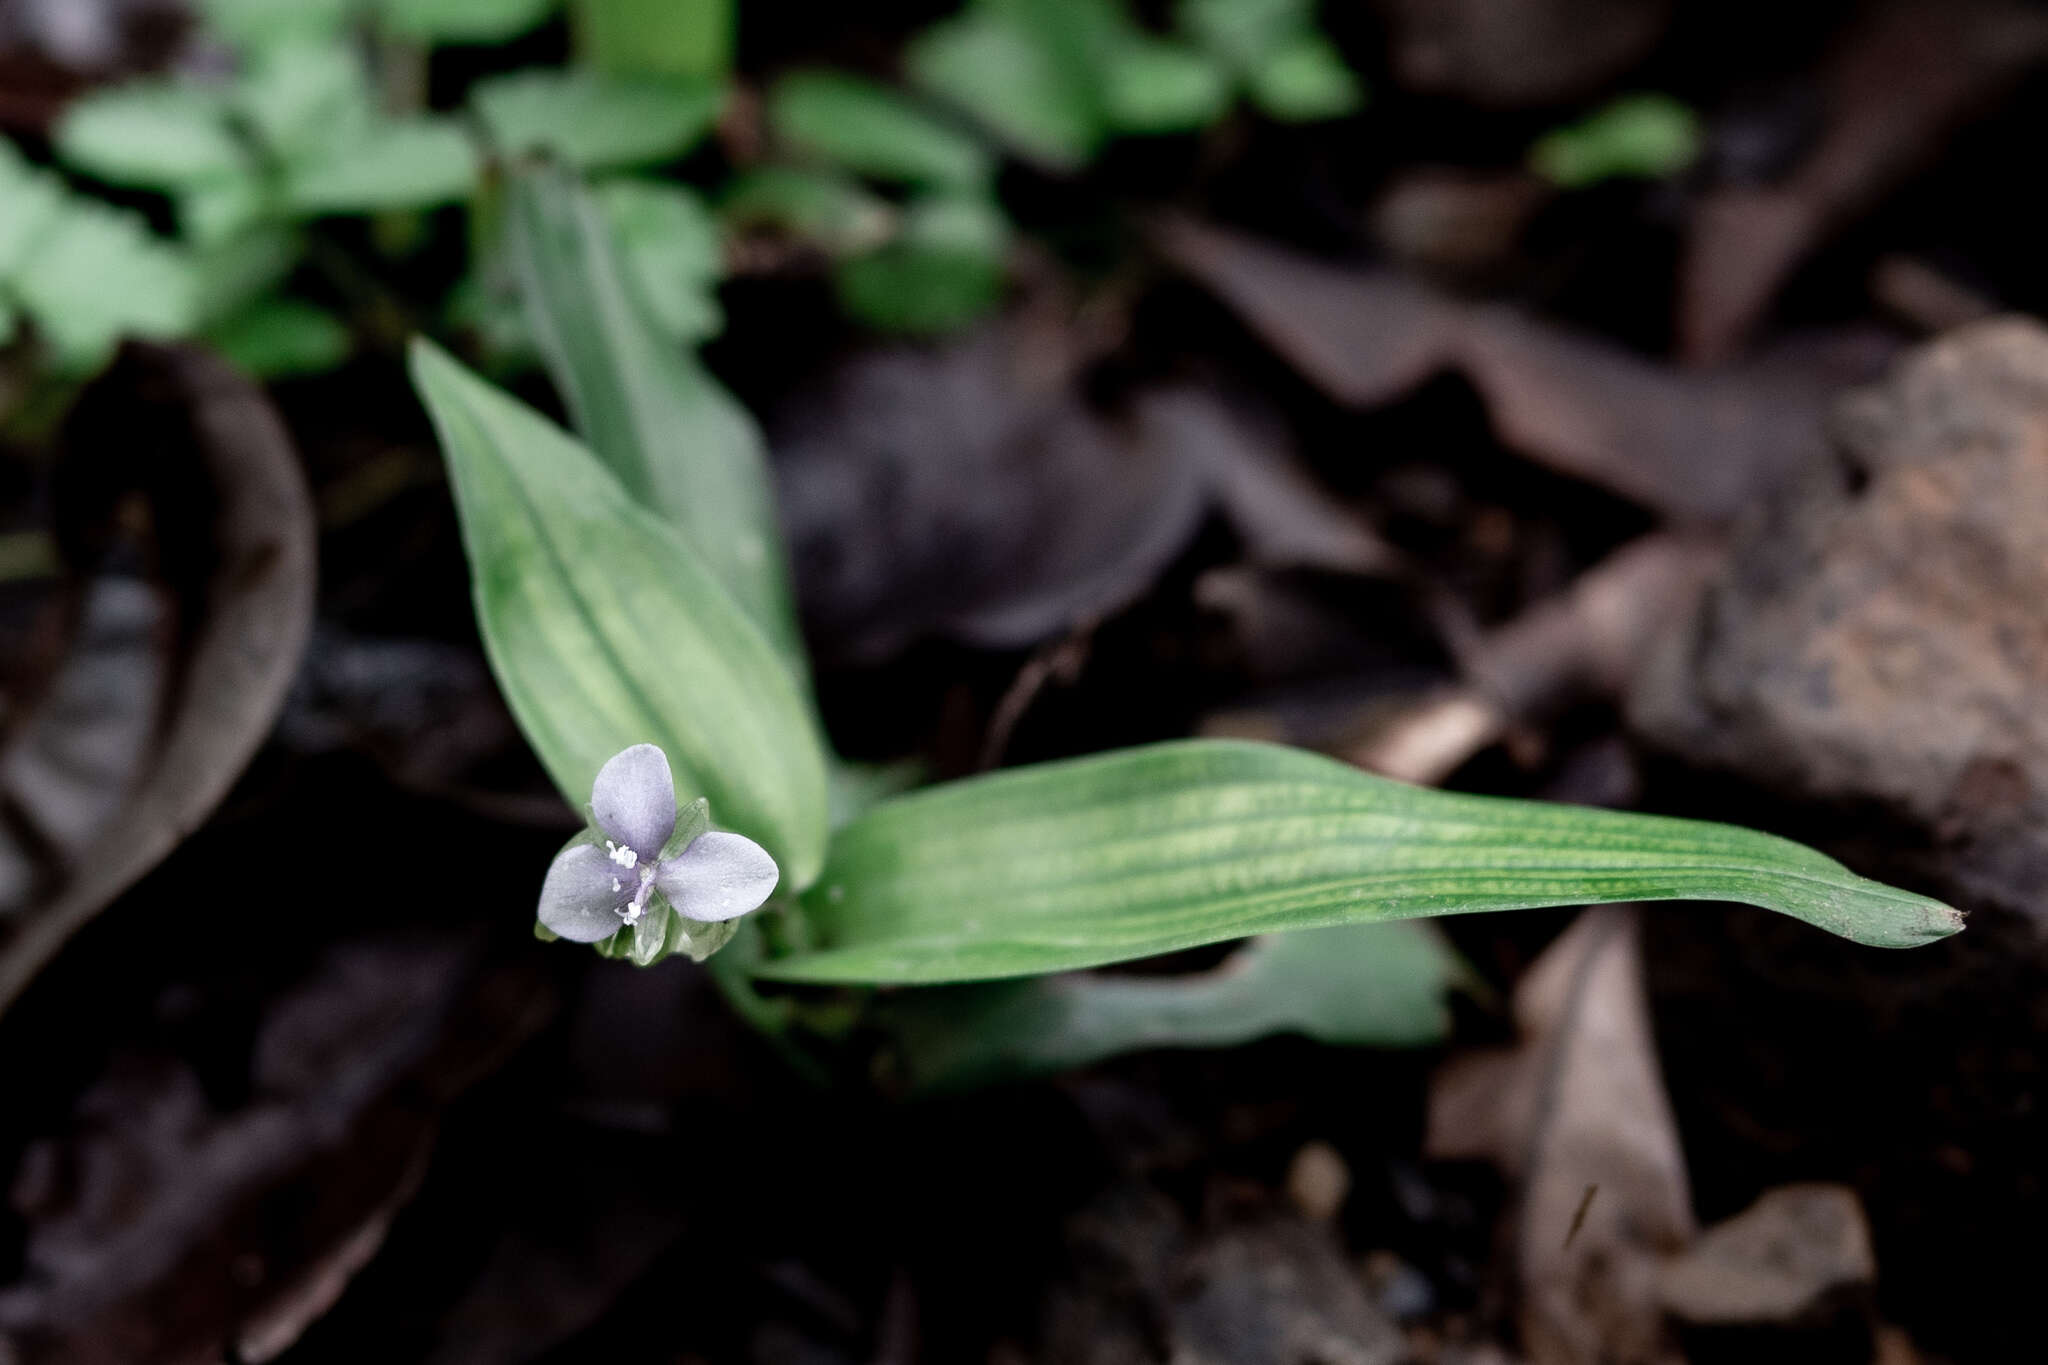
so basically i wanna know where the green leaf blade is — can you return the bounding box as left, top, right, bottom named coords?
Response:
left=473, top=70, right=722, bottom=171
left=767, top=70, right=993, bottom=189
left=408, top=338, right=830, bottom=885
left=204, top=297, right=351, bottom=378
left=284, top=117, right=480, bottom=213
left=833, top=193, right=1008, bottom=334
left=1245, top=34, right=1363, bottom=122
left=762, top=740, right=1961, bottom=983
left=1098, top=37, right=1230, bottom=135
left=572, top=0, right=732, bottom=80
left=502, top=164, right=801, bottom=666
left=908, top=6, right=1102, bottom=169
left=593, top=178, right=724, bottom=345
left=376, top=0, right=557, bottom=45
left=1531, top=93, right=1702, bottom=190
left=54, top=82, right=246, bottom=188
left=201, top=0, right=351, bottom=50
left=881, top=921, right=1457, bottom=1091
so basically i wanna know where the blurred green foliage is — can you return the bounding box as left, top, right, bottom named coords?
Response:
left=572, top=0, right=733, bottom=80
left=1530, top=93, right=1702, bottom=189
left=3, top=0, right=1368, bottom=377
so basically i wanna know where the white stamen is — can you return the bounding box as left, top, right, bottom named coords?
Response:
left=611, top=877, right=622, bottom=892
left=605, top=840, right=638, bottom=869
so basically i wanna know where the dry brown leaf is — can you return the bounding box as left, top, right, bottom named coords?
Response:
left=1678, top=0, right=2048, bottom=364
left=775, top=320, right=1398, bottom=664
left=0, top=343, right=316, bottom=1012
left=1252, top=534, right=1721, bottom=784
left=1657, top=1184, right=1874, bottom=1328
left=774, top=325, right=1209, bottom=663
left=1158, top=219, right=1892, bottom=524
left=1428, top=906, right=1693, bottom=1365
left=1868, top=255, right=1998, bottom=335
left=0, top=934, right=553, bottom=1365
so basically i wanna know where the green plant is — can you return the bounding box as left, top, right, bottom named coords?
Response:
left=9, top=0, right=722, bottom=381
left=6, top=0, right=1369, bottom=380
left=409, top=165, right=1960, bottom=1087
left=1530, top=93, right=1702, bottom=189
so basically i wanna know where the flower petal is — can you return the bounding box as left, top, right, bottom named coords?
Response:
left=538, top=841, right=630, bottom=942
left=590, top=743, right=676, bottom=859
left=656, top=831, right=779, bottom=922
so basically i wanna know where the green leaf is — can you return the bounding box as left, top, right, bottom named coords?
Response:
left=593, top=177, right=723, bottom=344
left=912, top=0, right=1244, bottom=163
left=1176, top=0, right=1362, bottom=122
left=375, top=0, right=556, bottom=44
left=759, top=739, right=1962, bottom=984
left=879, top=921, right=1458, bottom=1091
left=908, top=5, right=1102, bottom=169
left=201, top=0, right=352, bottom=50
left=1245, top=33, right=1362, bottom=122
left=1531, top=93, right=1702, bottom=190
left=204, top=296, right=352, bottom=377
left=189, top=223, right=303, bottom=326
left=176, top=177, right=270, bottom=246
left=54, top=82, right=246, bottom=188
left=833, top=193, right=1008, bottom=334
left=0, top=143, right=66, bottom=277
left=285, top=117, right=479, bottom=213
left=0, top=152, right=197, bottom=372
left=472, top=70, right=722, bottom=171
left=828, top=757, right=928, bottom=828
left=234, top=39, right=373, bottom=159
left=502, top=165, right=801, bottom=665
left=767, top=70, right=992, bottom=189
left=1177, top=0, right=1310, bottom=60
left=571, top=0, right=733, bottom=80
left=1098, top=36, right=1230, bottom=134
left=718, top=166, right=895, bottom=257
left=408, top=338, right=830, bottom=884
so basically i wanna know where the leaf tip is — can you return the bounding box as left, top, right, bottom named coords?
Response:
left=405, top=332, right=451, bottom=382
left=1846, top=886, right=1966, bottom=949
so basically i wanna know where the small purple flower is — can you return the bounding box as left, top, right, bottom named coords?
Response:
left=538, top=744, right=779, bottom=945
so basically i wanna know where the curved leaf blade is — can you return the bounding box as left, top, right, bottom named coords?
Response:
left=762, top=739, right=1960, bottom=983
left=0, top=344, right=315, bottom=1012
left=879, top=921, right=1459, bottom=1092
left=408, top=338, right=830, bottom=885
left=503, top=164, right=802, bottom=667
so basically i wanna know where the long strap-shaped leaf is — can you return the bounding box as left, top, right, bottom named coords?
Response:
left=503, top=163, right=804, bottom=670
left=411, top=338, right=830, bottom=885
left=760, top=740, right=1960, bottom=983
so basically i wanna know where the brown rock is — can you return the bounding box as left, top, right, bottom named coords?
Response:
left=1631, top=317, right=2048, bottom=924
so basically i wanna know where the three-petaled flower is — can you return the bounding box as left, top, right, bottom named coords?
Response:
left=538, top=743, right=779, bottom=945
